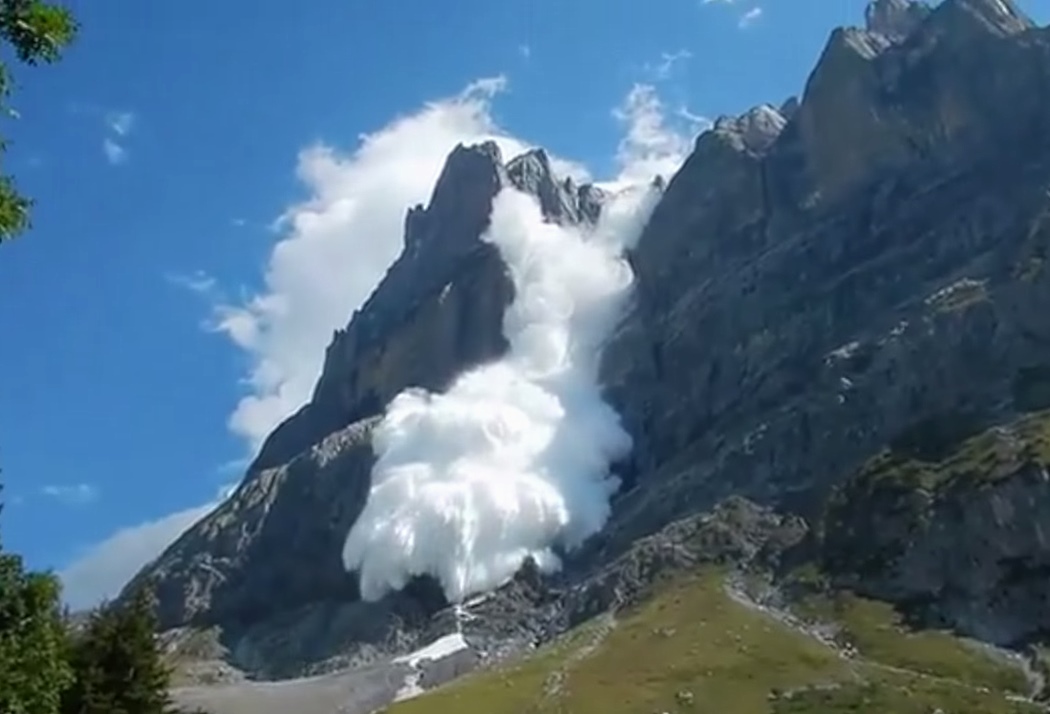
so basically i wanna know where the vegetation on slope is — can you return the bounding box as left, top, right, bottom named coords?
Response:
left=847, top=409, right=1050, bottom=493
left=386, top=569, right=1038, bottom=714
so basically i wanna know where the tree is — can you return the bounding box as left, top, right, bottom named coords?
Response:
left=63, top=587, right=176, bottom=714
left=0, top=482, right=74, bottom=714
left=0, top=0, right=77, bottom=241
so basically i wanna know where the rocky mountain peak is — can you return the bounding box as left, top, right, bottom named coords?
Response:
left=919, top=0, right=1035, bottom=41
left=864, top=0, right=931, bottom=41
left=425, top=141, right=507, bottom=230
left=712, top=104, right=787, bottom=156
left=950, top=0, right=1034, bottom=35
left=506, top=147, right=577, bottom=223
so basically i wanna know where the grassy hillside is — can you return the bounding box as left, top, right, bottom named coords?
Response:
left=386, top=569, right=1040, bottom=714
left=848, top=410, right=1050, bottom=493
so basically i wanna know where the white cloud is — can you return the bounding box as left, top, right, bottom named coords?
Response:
left=645, top=49, right=692, bottom=80
left=211, top=75, right=542, bottom=451
left=98, top=108, right=135, bottom=164
left=344, top=182, right=662, bottom=604
left=166, top=269, right=218, bottom=296
left=701, top=0, right=763, bottom=28
left=677, top=105, right=713, bottom=130
left=106, top=111, right=136, bottom=136
left=103, top=138, right=127, bottom=165
left=739, top=7, right=764, bottom=27
left=608, top=84, right=704, bottom=189
left=213, top=76, right=694, bottom=452
left=60, top=503, right=211, bottom=610
left=59, top=485, right=234, bottom=611
left=41, top=483, right=97, bottom=506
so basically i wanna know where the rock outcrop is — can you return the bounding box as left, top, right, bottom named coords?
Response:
left=821, top=411, right=1050, bottom=645
left=598, top=0, right=1050, bottom=548
left=131, top=0, right=1050, bottom=680
left=126, top=141, right=611, bottom=675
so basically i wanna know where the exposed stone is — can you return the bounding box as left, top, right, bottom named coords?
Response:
left=127, top=0, right=1050, bottom=681
left=864, top=0, right=930, bottom=42
left=820, top=415, right=1050, bottom=645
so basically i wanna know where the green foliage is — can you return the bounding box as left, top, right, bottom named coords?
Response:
left=0, top=475, right=203, bottom=714
left=62, top=587, right=176, bottom=714
left=0, top=546, right=73, bottom=714
left=0, top=0, right=77, bottom=242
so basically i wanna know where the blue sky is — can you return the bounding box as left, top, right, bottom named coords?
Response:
left=0, top=0, right=1046, bottom=609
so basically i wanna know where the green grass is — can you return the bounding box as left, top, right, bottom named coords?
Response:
left=793, top=592, right=1029, bottom=694
left=773, top=670, right=1036, bottom=714
left=385, top=570, right=1037, bottom=714
left=850, top=410, right=1050, bottom=494
left=550, top=574, right=848, bottom=714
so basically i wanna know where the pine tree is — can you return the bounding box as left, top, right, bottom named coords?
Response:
left=0, top=483, right=73, bottom=714
left=63, top=587, right=175, bottom=714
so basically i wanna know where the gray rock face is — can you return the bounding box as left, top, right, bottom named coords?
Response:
left=598, top=0, right=1050, bottom=546
left=865, top=0, right=930, bottom=41
left=133, top=0, right=1050, bottom=681
left=823, top=451, right=1050, bottom=645
left=248, top=142, right=606, bottom=478
left=128, top=140, right=607, bottom=675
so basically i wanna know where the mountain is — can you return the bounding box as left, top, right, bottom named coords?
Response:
left=136, top=0, right=1050, bottom=709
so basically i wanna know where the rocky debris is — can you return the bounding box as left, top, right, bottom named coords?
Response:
left=171, top=660, right=418, bottom=714
left=551, top=497, right=807, bottom=631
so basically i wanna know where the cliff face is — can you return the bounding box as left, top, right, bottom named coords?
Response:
left=133, top=0, right=1050, bottom=679
left=247, top=144, right=598, bottom=476
left=821, top=410, right=1050, bottom=645
left=126, top=143, right=608, bottom=673
left=599, top=0, right=1050, bottom=544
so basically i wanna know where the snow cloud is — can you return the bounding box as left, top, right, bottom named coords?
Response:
left=211, top=76, right=542, bottom=452
left=609, top=84, right=704, bottom=189
left=215, top=76, right=692, bottom=456
left=341, top=81, right=691, bottom=604
left=61, top=74, right=698, bottom=611
left=344, top=183, right=662, bottom=603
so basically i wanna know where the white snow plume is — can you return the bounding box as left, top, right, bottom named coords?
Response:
left=342, top=182, right=662, bottom=603
left=211, top=76, right=586, bottom=451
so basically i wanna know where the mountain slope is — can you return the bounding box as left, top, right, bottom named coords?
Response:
left=385, top=569, right=1039, bottom=714
left=139, top=0, right=1050, bottom=706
